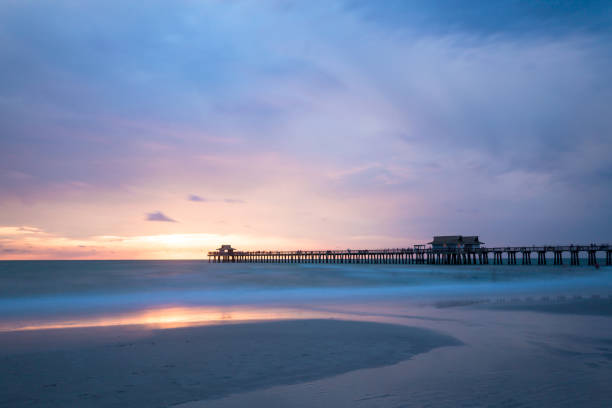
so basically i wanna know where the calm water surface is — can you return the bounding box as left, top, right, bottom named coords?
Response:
left=0, top=261, right=610, bottom=331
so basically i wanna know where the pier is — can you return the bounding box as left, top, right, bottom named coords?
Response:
left=208, top=244, right=611, bottom=266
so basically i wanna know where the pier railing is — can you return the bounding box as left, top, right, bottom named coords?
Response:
left=207, top=244, right=611, bottom=266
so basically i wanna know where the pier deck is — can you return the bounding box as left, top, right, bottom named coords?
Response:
left=208, top=244, right=611, bottom=266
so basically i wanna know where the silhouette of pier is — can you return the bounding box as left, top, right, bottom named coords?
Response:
left=208, top=244, right=611, bottom=266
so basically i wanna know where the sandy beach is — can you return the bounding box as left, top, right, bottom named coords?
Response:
left=0, top=319, right=458, bottom=407
left=178, top=298, right=612, bottom=408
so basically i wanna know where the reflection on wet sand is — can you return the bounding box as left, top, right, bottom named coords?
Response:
left=0, top=306, right=334, bottom=332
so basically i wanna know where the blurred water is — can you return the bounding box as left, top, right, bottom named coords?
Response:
left=1, top=261, right=611, bottom=331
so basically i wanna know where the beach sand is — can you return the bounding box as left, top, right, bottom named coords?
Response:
left=0, top=319, right=458, bottom=407
left=178, top=298, right=612, bottom=408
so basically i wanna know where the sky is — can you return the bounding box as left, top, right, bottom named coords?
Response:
left=1, top=0, right=611, bottom=259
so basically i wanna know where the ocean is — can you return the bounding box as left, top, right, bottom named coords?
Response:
left=1, top=260, right=611, bottom=331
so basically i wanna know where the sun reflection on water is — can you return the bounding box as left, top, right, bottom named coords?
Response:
left=1, top=306, right=332, bottom=332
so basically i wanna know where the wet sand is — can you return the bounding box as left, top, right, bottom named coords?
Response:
left=178, top=298, right=612, bottom=408
left=0, top=319, right=458, bottom=407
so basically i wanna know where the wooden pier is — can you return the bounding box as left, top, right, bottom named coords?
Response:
left=208, top=244, right=611, bottom=266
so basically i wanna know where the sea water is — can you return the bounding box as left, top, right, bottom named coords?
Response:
left=1, top=261, right=611, bottom=331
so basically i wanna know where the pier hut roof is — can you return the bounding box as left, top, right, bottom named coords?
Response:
left=463, top=236, right=484, bottom=245
left=217, top=244, right=235, bottom=252
left=428, top=236, right=463, bottom=245
left=428, top=236, right=485, bottom=245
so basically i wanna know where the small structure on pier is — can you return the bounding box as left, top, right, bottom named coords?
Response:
left=463, top=236, right=483, bottom=250
left=429, top=236, right=462, bottom=249
left=429, top=235, right=483, bottom=250
left=217, top=244, right=235, bottom=254
left=216, top=244, right=235, bottom=263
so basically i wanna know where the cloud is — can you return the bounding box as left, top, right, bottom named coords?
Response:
left=0, top=1, right=611, bottom=249
left=2, top=248, right=30, bottom=254
left=0, top=226, right=44, bottom=236
left=344, top=0, right=612, bottom=37
left=188, top=194, right=207, bottom=202
left=145, top=211, right=177, bottom=223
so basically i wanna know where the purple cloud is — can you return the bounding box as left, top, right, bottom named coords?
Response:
left=1, top=1, right=611, bottom=250
left=188, top=194, right=207, bottom=202
left=146, top=211, right=177, bottom=223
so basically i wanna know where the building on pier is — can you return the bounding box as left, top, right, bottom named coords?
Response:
left=217, top=244, right=235, bottom=253
left=216, top=244, right=235, bottom=262
left=463, top=236, right=483, bottom=250
left=429, top=236, right=483, bottom=250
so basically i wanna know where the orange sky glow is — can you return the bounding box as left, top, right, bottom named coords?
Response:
left=0, top=225, right=421, bottom=260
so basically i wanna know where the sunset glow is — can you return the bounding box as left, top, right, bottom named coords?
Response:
left=0, top=306, right=331, bottom=332
left=1, top=1, right=611, bottom=259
